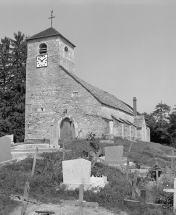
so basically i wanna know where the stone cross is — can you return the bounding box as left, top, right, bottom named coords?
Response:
left=62, top=184, right=98, bottom=215
left=163, top=178, right=176, bottom=211
left=167, top=149, right=176, bottom=172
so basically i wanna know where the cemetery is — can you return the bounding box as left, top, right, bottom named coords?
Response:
left=0, top=135, right=176, bottom=215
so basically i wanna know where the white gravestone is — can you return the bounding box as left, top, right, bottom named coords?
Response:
left=164, top=178, right=176, bottom=211
left=62, top=158, right=107, bottom=190
left=62, top=158, right=91, bottom=185
left=5, top=135, right=14, bottom=144
left=105, top=145, right=127, bottom=165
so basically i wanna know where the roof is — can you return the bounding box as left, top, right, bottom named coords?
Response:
left=60, top=66, right=134, bottom=115
left=26, top=27, right=76, bottom=47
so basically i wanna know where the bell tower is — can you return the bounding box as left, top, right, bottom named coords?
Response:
left=25, top=27, right=75, bottom=142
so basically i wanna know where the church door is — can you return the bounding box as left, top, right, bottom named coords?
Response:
left=60, top=118, right=75, bottom=140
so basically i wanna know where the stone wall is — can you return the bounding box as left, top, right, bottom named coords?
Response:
left=25, top=63, right=110, bottom=140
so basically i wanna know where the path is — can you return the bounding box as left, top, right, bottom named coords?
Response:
left=10, top=204, right=128, bottom=215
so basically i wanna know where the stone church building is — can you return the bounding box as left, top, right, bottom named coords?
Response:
left=25, top=27, right=150, bottom=144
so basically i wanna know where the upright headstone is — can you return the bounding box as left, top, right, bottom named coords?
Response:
left=50, top=119, right=59, bottom=147
left=5, top=135, right=14, bottom=144
left=0, top=136, right=12, bottom=162
left=62, top=158, right=91, bottom=185
left=105, top=145, right=127, bottom=165
left=164, top=178, right=176, bottom=212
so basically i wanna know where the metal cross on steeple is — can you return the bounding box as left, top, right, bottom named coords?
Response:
left=48, top=10, right=55, bottom=27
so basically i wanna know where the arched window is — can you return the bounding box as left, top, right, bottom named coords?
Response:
left=39, top=43, right=47, bottom=54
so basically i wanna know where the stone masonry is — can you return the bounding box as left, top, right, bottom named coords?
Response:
left=25, top=27, right=150, bottom=143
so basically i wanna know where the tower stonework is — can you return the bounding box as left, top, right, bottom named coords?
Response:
left=25, top=28, right=75, bottom=142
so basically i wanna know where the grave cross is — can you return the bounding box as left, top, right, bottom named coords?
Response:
left=163, top=178, right=176, bottom=211
left=126, top=141, right=133, bottom=180
left=21, top=147, right=38, bottom=215
left=62, top=184, right=98, bottom=215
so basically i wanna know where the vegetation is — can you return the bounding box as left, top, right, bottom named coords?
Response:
left=0, top=32, right=27, bottom=142
left=1, top=138, right=176, bottom=214
left=143, top=102, right=176, bottom=146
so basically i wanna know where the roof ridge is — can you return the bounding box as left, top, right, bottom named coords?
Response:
left=50, top=27, right=60, bottom=35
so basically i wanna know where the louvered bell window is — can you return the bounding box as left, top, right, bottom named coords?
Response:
left=39, top=43, right=47, bottom=54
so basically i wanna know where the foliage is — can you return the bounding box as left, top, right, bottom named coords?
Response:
left=1, top=138, right=176, bottom=214
left=143, top=102, right=176, bottom=146
left=0, top=32, right=27, bottom=142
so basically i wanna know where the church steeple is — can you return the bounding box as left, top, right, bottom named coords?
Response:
left=27, top=27, right=75, bottom=48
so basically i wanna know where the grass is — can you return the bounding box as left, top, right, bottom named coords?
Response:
left=0, top=137, right=176, bottom=215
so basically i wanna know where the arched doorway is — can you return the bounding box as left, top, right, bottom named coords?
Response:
left=60, top=117, right=75, bottom=140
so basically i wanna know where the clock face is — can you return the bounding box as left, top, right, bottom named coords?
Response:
left=36, top=54, right=48, bottom=68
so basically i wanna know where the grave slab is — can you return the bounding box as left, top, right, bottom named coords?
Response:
left=0, top=136, right=12, bottom=163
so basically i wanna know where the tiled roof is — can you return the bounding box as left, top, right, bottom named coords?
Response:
left=60, top=66, right=134, bottom=115
left=27, top=27, right=76, bottom=47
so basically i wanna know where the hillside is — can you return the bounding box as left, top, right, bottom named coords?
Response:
left=0, top=138, right=175, bottom=215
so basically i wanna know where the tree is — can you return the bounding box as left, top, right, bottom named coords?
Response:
left=0, top=32, right=27, bottom=142
left=152, top=102, right=170, bottom=125
left=168, top=111, right=176, bottom=147
left=143, top=102, right=171, bottom=145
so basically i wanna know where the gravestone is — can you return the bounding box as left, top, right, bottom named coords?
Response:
left=62, top=158, right=91, bottom=185
left=5, top=134, right=14, bottom=144
left=0, top=136, right=12, bottom=163
left=164, top=178, right=176, bottom=211
left=105, top=145, right=127, bottom=165
left=50, top=119, right=59, bottom=147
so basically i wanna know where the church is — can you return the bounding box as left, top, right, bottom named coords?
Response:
left=25, top=27, right=150, bottom=145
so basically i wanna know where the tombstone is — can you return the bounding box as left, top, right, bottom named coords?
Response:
left=0, top=136, right=12, bottom=163
left=50, top=119, right=59, bottom=147
left=164, top=178, right=176, bottom=212
left=105, top=145, right=127, bottom=166
left=60, top=118, right=75, bottom=141
left=5, top=135, right=14, bottom=144
left=62, top=158, right=91, bottom=186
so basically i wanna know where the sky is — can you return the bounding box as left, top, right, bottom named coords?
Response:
left=0, top=0, right=176, bottom=114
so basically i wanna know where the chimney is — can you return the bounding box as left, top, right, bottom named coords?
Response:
left=133, top=97, right=137, bottom=116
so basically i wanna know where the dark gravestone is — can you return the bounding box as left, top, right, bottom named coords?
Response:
left=0, top=136, right=12, bottom=162
left=60, top=118, right=75, bottom=140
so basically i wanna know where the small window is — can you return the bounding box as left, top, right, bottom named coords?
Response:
left=64, top=46, right=68, bottom=52
left=36, top=107, right=45, bottom=112
left=39, top=43, right=47, bottom=54
left=71, top=91, right=78, bottom=98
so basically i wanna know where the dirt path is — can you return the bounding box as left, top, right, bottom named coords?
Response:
left=10, top=203, right=128, bottom=215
